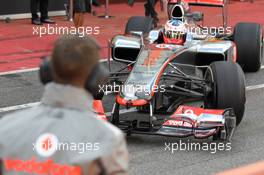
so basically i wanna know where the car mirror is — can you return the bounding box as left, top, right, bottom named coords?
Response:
left=129, top=31, right=144, bottom=37
left=148, top=30, right=160, bottom=43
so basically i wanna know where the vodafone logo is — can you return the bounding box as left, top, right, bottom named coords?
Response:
left=34, top=133, right=58, bottom=157
left=164, top=120, right=193, bottom=127
left=4, top=158, right=81, bottom=175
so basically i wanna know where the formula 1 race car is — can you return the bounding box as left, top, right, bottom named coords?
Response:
left=105, top=1, right=263, bottom=141
left=39, top=1, right=263, bottom=142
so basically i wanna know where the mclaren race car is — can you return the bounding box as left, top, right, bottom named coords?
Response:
left=39, top=1, right=263, bottom=142
left=105, top=1, right=263, bottom=141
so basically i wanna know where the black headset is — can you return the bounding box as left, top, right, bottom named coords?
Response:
left=39, top=57, right=109, bottom=100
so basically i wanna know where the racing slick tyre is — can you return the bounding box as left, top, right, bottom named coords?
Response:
left=233, top=22, right=263, bottom=72
left=205, top=61, right=246, bottom=125
left=125, top=16, right=154, bottom=35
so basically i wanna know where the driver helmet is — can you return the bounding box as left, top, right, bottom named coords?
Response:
left=163, top=20, right=187, bottom=45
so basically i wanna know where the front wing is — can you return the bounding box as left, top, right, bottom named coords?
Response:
left=94, top=100, right=236, bottom=141
left=157, top=105, right=236, bottom=141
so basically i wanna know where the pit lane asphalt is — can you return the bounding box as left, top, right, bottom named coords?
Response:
left=0, top=61, right=264, bottom=175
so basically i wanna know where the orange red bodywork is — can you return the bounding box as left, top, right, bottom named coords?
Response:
left=93, top=100, right=108, bottom=121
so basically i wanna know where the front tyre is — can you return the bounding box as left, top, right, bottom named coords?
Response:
left=205, top=61, right=246, bottom=125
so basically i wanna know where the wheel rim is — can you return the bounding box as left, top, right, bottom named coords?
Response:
left=204, top=68, right=217, bottom=108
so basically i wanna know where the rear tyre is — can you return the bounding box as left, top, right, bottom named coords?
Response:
left=233, top=22, right=263, bottom=72
left=125, top=16, right=154, bottom=34
left=205, top=61, right=246, bottom=125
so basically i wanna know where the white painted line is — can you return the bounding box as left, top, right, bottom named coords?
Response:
left=1, top=83, right=264, bottom=114
left=246, top=84, right=264, bottom=91
left=105, top=108, right=137, bottom=117
left=0, top=59, right=260, bottom=76
left=0, top=58, right=111, bottom=76
left=0, top=68, right=39, bottom=76
left=0, top=101, right=136, bottom=116
left=0, top=102, right=40, bottom=113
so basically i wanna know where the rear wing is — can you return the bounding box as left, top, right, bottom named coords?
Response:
left=179, top=0, right=225, bottom=7
left=168, top=0, right=228, bottom=28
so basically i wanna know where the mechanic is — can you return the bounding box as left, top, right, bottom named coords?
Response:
left=0, top=35, right=128, bottom=175
left=30, top=0, right=55, bottom=25
left=74, top=0, right=86, bottom=28
left=145, top=0, right=159, bottom=26
left=128, top=0, right=159, bottom=26
left=73, top=0, right=101, bottom=28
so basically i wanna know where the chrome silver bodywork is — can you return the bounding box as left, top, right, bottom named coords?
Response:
left=111, top=30, right=235, bottom=63
left=111, top=29, right=236, bottom=102
left=108, top=14, right=237, bottom=141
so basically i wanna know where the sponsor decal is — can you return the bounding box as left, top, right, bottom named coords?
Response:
left=2, top=133, right=101, bottom=174
left=164, top=120, right=193, bottom=127
left=184, top=109, right=194, bottom=115
left=155, top=44, right=179, bottom=50
left=3, top=157, right=81, bottom=175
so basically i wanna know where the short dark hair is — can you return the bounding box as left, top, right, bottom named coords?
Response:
left=51, top=35, right=100, bottom=83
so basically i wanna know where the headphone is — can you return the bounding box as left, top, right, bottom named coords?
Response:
left=39, top=57, right=109, bottom=100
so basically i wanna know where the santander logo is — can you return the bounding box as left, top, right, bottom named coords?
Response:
left=34, top=133, right=58, bottom=157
